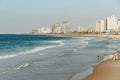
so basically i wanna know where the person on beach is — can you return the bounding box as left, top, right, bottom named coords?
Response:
left=112, top=53, right=119, bottom=61
left=97, top=56, right=100, bottom=60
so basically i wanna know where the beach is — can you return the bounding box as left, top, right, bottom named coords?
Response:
left=84, top=55, right=120, bottom=80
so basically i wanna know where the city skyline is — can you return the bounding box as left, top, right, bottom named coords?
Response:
left=0, top=0, right=120, bottom=34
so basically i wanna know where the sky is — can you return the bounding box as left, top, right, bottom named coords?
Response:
left=0, top=0, right=120, bottom=34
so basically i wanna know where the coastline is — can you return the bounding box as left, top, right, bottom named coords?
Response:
left=83, top=53, right=120, bottom=80
left=63, top=34, right=120, bottom=39
left=14, top=33, right=120, bottom=39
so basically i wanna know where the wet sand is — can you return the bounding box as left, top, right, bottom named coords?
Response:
left=84, top=59, right=120, bottom=80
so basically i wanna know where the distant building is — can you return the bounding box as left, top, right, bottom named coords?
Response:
left=61, top=21, right=71, bottom=34
left=31, top=29, right=39, bottom=34
left=51, top=23, right=61, bottom=34
left=96, top=16, right=119, bottom=33
left=106, top=16, right=118, bottom=32
left=96, top=20, right=106, bottom=32
left=77, top=26, right=93, bottom=33
left=44, top=28, right=52, bottom=34
left=118, top=19, right=120, bottom=31
left=51, top=22, right=71, bottom=34
left=31, top=27, right=51, bottom=34
left=77, top=26, right=84, bottom=32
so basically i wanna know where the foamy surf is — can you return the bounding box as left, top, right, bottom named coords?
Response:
left=103, top=54, right=114, bottom=61
left=0, top=63, right=30, bottom=75
left=0, top=54, right=18, bottom=59
left=16, top=63, right=30, bottom=70
left=0, top=40, right=64, bottom=60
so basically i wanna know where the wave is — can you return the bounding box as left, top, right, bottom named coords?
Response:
left=79, top=40, right=88, bottom=48
left=52, top=53, right=66, bottom=57
left=0, top=63, right=30, bottom=74
left=16, top=63, right=30, bottom=70
left=0, top=40, right=64, bottom=60
left=103, top=55, right=114, bottom=61
left=0, top=54, right=18, bottom=59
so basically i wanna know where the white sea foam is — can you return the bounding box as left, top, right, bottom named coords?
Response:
left=16, top=63, right=30, bottom=70
left=80, top=40, right=88, bottom=45
left=0, top=54, right=18, bottom=59
left=79, top=40, right=88, bottom=48
left=72, top=49, right=77, bottom=52
left=39, top=53, right=45, bottom=56
left=103, top=55, right=114, bottom=61
left=0, top=40, right=64, bottom=60
left=0, top=63, right=31, bottom=74
left=83, top=37, right=95, bottom=41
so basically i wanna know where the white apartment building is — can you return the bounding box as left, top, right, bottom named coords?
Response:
left=77, top=26, right=84, bottom=32
left=44, top=28, right=52, bottom=34
left=36, top=27, right=45, bottom=34
left=96, top=20, right=106, bottom=32
left=31, top=27, right=51, bottom=34
left=96, top=21, right=100, bottom=32
left=118, top=19, right=120, bottom=31
left=51, top=22, right=71, bottom=34
left=51, top=23, right=61, bottom=34
left=106, top=16, right=118, bottom=32
left=96, top=16, right=119, bottom=33
left=61, top=21, right=70, bottom=34
left=77, top=26, right=93, bottom=32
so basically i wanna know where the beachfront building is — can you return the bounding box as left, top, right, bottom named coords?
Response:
left=61, top=21, right=71, bottom=34
left=38, top=27, right=45, bottom=34
left=44, top=28, right=52, bottom=34
left=106, top=16, right=118, bottom=32
left=51, top=23, right=61, bottom=34
left=96, top=21, right=101, bottom=32
left=77, top=26, right=93, bottom=33
left=51, top=22, right=71, bottom=34
left=96, top=20, right=106, bottom=33
left=96, top=16, right=119, bottom=33
left=31, top=27, right=52, bottom=34
left=77, top=26, right=84, bottom=32
left=118, top=19, right=120, bottom=31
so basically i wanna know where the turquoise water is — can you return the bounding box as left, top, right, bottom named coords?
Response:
left=0, top=34, right=120, bottom=80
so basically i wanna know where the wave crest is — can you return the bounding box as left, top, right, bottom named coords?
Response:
left=16, top=63, right=30, bottom=70
left=0, top=40, right=64, bottom=60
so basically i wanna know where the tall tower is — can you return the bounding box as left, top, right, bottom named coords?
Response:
left=106, top=16, right=118, bottom=32
left=61, top=21, right=70, bottom=34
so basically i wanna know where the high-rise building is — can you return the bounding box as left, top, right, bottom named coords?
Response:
left=96, top=16, right=119, bottom=33
left=118, top=19, right=120, bottom=31
left=96, top=20, right=106, bottom=32
left=51, top=22, right=71, bottom=34
left=96, top=21, right=100, bottom=32
left=61, top=21, right=70, bottom=34
left=44, top=27, right=52, bottom=34
left=106, top=16, right=118, bottom=32
left=77, top=26, right=92, bottom=32
left=51, top=23, right=61, bottom=34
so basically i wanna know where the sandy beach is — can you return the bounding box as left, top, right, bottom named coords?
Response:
left=84, top=58, right=120, bottom=80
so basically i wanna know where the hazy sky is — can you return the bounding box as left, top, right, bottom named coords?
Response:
left=0, top=0, right=120, bottom=34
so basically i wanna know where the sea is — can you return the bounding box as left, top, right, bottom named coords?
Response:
left=0, top=34, right=120, bottom=80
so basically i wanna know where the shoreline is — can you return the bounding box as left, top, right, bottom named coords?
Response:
left=71, top=52, right=120, bottom=80
left=5, top=33, right=120, bottom=39
left=83, top=53, right=120, bottom=80
left=37, top=34, right=120, bottom=39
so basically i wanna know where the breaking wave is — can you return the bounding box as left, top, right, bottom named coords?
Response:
left=0, top=40, right=64, bottom=60
left=16, top=63, right=30, bottom=70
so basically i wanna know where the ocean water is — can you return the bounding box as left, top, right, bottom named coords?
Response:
left=0, top=34, right=120, bottom=80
